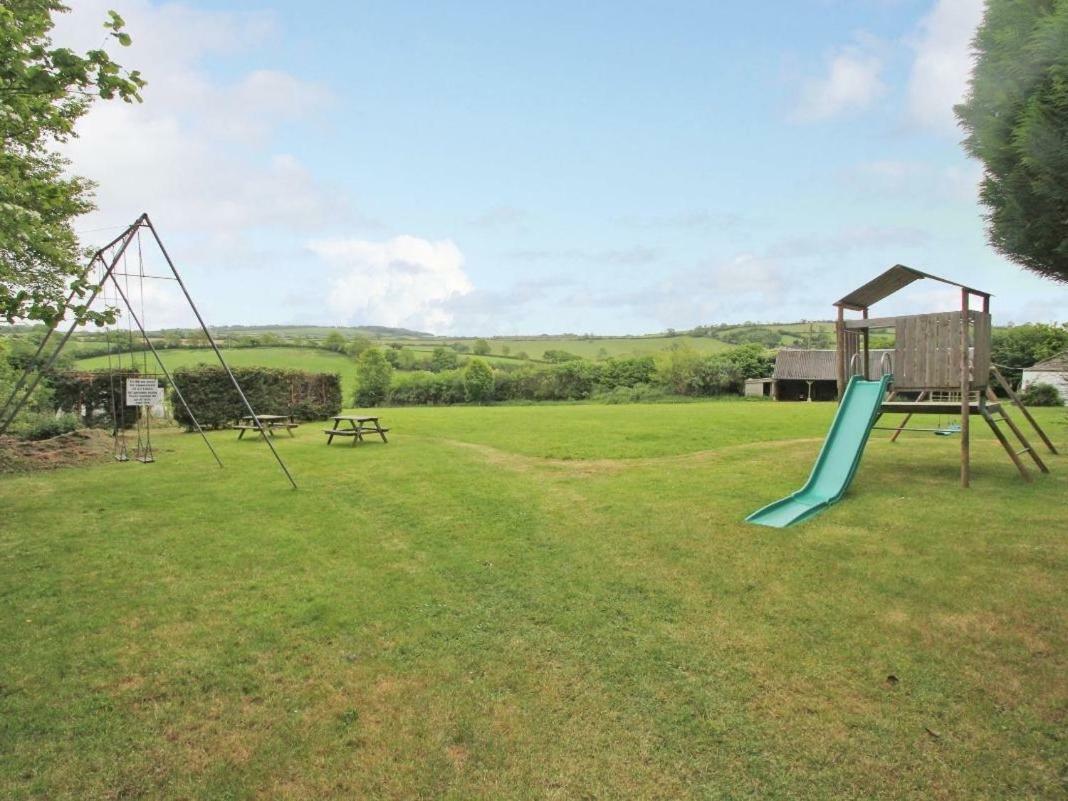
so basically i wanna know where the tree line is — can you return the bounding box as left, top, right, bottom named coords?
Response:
left=352, top=344, right=775, bottom=407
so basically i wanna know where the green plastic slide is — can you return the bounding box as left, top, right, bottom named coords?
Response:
left=746, top=373, right=891, bottom=528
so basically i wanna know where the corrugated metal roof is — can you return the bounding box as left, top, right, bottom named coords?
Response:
left=835, top=264, right=991, bottom=311
left=773, top=349, right=892, bottom=381
left=1027, top=349, right=1068, bottom=373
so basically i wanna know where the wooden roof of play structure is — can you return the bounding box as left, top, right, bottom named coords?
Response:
left=834, top=264, right=991, bottom=312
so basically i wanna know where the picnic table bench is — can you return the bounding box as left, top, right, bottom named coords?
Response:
left=323, top=415, right=389, bottom=445
left=233, top=414, right=299, bottom=439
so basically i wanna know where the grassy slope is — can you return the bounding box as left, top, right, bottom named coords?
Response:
left=1, top=402, right=1065, bottom=799
left=72, top=338, right=728, bottom=400
left=433, top=335, right=732, bottom=359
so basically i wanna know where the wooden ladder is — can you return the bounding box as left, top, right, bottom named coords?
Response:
left=979, top=397, right=1049, bottom=482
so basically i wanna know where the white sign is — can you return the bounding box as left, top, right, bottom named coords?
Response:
left=126, top=378, right=161, bottom=406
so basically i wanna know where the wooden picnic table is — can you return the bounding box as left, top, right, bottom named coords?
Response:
left=233, top=414, right=299, bottom=439
left=323, top=415, right=390, bottom=446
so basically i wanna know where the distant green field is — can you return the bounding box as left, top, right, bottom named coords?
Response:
left=45, top=320, right=850, bottom=364
left=397, top=347, right=532, bottom=366
left=72, top=337, right=741, bottom=400
left=76, top=347, right=358, bottom=400
left=432, top=335, right=733, bottom=359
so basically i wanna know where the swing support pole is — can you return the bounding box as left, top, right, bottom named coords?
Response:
left=141, top=214, right=298, bottom=490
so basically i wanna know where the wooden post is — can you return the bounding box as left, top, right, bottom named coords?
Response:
left=862, top=308, right=870, bottom=380
left=960, top=289, right=970, bottom=488
left=991, top=366, right=1058, bottom=454
left=980, top=401, right=1032, bottom=482
left=835, top=305, right=845, bottom=399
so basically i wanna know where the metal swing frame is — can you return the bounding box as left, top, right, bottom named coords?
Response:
left=0, top=213, right=297, bottom=489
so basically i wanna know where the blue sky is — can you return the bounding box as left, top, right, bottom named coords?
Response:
left=57, top=0, right=1068, bottom=334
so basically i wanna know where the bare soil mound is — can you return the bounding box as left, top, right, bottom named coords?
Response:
left=0, top=429, right=114, bottom=474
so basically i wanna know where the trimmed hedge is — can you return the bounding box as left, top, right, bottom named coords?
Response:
left=47, top=369, right=142, bottom=428
left=170, top=366, right=342, bottom=430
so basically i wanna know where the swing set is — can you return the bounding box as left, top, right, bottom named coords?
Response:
left=0, top=213, right=297, bottom=488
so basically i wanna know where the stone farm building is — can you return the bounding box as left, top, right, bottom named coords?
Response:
left=1021, top=350, right=1068, bottom=400
left=765, top=348, right=892, bottom=401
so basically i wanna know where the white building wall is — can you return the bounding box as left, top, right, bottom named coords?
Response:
left=1021, top=369, right=1068, bottom=400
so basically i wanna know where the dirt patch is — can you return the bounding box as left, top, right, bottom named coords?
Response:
left=0, top=429, right=115, bottom=474
left=433, top=436, right=825, bottom=477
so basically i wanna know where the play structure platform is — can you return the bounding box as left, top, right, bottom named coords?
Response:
left=747, top=265, right=1057, bottom=529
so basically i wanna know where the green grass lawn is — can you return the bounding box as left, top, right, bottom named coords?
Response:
left=1, top=401, right=1065, bottom=799
left=76, top=346, right=357, bottom=401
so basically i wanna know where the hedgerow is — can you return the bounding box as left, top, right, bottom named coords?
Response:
left=169, top=366, right=342, bottom=429
left=47, top=369, right=142, bottom=428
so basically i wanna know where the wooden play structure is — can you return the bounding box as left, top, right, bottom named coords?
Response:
left=834, top=265, right=1056, bottom=487
left=748, top=264, right=1057, bottom=527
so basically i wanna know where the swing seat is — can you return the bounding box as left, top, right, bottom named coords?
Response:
left=934, top=422, right=961, bottom=436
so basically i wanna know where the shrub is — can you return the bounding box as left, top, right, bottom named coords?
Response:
left=655, top=346, right=703, bottom=394
left=323, top=331, right=347, bottom=352
left=15, top=412, right=80, bottom=441
left=720, top=328, right=781, bottom=348
left=1021, top=382, right=1064, bottom=407
left=472, top=338, right=492, bottom=356
left=724, top=343, right=775, bottom=380
left=346, top=335, right=373, bottom=359
left=430, top=347, right=460, bottom=372
left=170, top=366, right=342, bottom=430
left=464, top=358, right=494, bottom=403
left=689, top=356, right=743, bottom=395
left=543, top=349, right=581, bottom=363
left=47, top=369, right=141, bottom=428
left=600, top=356, right=656, bottom=389
left=1, top=342, right=58, bottom=427
left=389, top=370, right=465, bottom=405
left=596, top=383, right=666, bottom=404
left=355, top=349, right=393, bottom=407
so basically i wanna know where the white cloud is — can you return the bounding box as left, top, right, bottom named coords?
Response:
left=905, top=0, right=985, bottom=134
left=52, top=1, right=339, bottom=254
left=309, top=236, right=473, bottom=332
left=794, top=36, right=886, bottom=122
